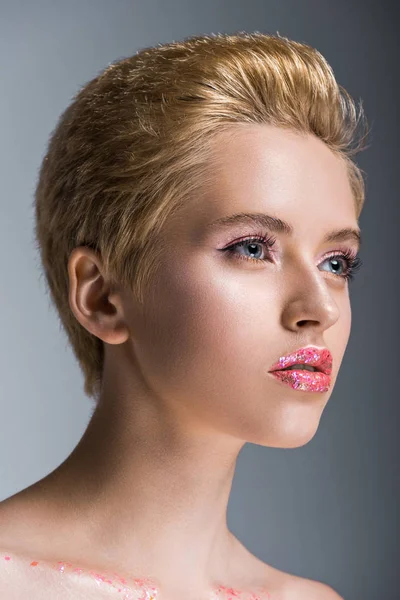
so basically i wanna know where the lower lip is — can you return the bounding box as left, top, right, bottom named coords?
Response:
left=269, top=369, right=331, bottom=392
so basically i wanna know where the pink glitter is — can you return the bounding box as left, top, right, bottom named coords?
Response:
left=1, top=552, right=272, bottom=599
left=270, top=368, right=331, bottom=392
left=269, top=346, right=333, bottom=375
left=269, top=346, right=333, bottom=392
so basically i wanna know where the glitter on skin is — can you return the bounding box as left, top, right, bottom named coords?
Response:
left=3, top=554, right=160, bottom=598
left=2, top=553, right=272, bottom=599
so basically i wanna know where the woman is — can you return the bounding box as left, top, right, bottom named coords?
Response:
left=0, top=31, right=368, bottom=599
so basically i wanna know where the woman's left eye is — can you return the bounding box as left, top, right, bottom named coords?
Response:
left=222, top=235, right=363, bottom=282
left=318, top=251, right=363, bottom=281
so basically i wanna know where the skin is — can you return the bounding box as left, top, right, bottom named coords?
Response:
left=0, top=123, right=356, bottom=599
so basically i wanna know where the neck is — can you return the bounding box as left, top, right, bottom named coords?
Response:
left=23, top=376, right=247, bottom=593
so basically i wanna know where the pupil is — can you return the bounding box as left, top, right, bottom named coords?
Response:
left=331, top=259, right=341, bottom=274
left=248, top=243, right=261, bottom=258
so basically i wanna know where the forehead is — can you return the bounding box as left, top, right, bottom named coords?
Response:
left=162, top=123, right=360, bottom=249
left=203, top=123, right=356, bottom=221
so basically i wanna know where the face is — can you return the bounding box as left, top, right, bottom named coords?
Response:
left=110, top=124, right=360, bottom=448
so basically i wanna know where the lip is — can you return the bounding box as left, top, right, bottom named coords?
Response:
left=269, top=346, right=333, bottom=376
left=268, top=346, right=333, bottom=393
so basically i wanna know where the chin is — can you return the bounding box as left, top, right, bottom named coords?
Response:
left=259, top=433, right=319, bottom=449
left=280, top=430, right=319, bottom=449
left=243, top=414, right=322, bottom=449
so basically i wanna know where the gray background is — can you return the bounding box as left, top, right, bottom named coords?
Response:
left=0, top=1, right=398, bottom=598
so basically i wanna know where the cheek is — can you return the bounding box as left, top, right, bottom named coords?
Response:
left=135, top=254, right=279, bottom=410
left=326, top=292, right=352, bottom=376
left=338, top=291, right=352, bottom=339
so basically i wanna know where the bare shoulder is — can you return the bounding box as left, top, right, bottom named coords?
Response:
left=0, top=547, right=122, bottom=600
left=0, top=547, right=45, bottom=600
left=232, top=538, right=343, bottom=600
left=284, top=575, right=344, bottom=599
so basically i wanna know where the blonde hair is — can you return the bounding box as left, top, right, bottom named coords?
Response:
left=33, top=31, right=370, bottom=402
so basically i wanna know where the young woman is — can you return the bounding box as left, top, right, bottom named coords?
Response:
left=0, top=31, right=368, bottom=600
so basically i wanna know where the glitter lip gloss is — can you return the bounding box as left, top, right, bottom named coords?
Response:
left=268, top=346, right=333, bottom=393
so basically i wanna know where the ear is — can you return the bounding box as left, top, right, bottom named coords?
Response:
left=67, top=247, right=130, bottom=346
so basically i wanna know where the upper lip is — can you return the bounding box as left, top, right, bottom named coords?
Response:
left=269, top=346, right=333, bottom=376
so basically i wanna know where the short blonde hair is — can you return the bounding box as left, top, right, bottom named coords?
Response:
left=33, top=31, right=370, bottom=402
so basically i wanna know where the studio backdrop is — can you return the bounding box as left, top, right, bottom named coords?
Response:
left=0, top=1, right=398, bottom=599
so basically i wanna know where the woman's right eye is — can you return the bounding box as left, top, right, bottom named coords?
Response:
left=223, top=233, right=278, bottom=264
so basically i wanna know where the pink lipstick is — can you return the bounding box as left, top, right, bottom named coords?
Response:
left=268, top=346, right=333, bottom=393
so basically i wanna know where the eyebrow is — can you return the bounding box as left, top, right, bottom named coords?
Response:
left=207, top=212, right=362, bottom=251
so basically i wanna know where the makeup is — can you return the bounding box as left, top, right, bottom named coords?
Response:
left=268, top=346, right=332, bottom=393
left=269, top=369, right=331, bottom=392
left=2, top=554, right=272, bottom=599
left=2, top=553, right=159, bottom=599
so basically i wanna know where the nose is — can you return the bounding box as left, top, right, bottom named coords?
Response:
left=280, top=262, right=340, bottom=333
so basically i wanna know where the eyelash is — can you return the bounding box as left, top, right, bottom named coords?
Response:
left=222, top=230, right=363, bottom=282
